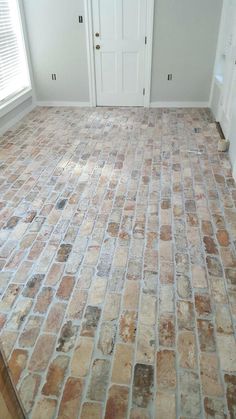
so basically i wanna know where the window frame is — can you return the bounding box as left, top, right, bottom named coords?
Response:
left=0, top=0, right=32, bottom=117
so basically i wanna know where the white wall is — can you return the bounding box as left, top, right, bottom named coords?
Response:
left=22, top=0, right=223, bottom=106
left=210, top=0, right=236, bottom=179
left=229, top=100, right=236, bottom=179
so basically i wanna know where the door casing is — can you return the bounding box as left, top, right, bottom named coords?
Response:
left=84, top=0, right=154, bottom=107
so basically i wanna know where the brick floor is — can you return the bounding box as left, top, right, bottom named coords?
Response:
left=0, top=106, right=236, bottom=418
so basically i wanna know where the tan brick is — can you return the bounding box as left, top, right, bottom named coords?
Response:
left=156, top=350, right=176, bottom=390
left=8, top=348, right=28, bottom=385
left=105, top=385, right=129, bottom=419
left=29, top=334, right=56, bottom=372
left=112, top=343, right=133, bottom=385
left=71, top=337, right=94, bottom=377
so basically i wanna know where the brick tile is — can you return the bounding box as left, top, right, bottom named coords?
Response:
left=204, top=397, right=227, bottom=419
left=57, top=321, right=78, bottom=352
left=123, top=280, right=140, bottom=310
left=136, top=323, right=155, bottom=364
left=81, top=402, right=103, bottom=419
left=31, top=397, right=57, bottom=419
left=224, top=374, right=236, bottom=419
left=19, top=373, right=41, bottom=414
left=29, top=334, right=56, bottom=372
left=56, top=244, right=72, bottom=262
left=159, top=314, right=175, bottom=347
left=156, top=392, right=176, bottom=419
left=130, top=408, right=151, bottom=419
left=81, top=306, right=101, bottom=337
left=44, top=302, right=66, bottom=333
left=133, top=364, right=154, bottom=408
left=217, top=335, right=236, bottom=372
left=88, top=277, right=107, bottom=305
left=71, top=337, right=94, bottom=377
left=111, top=343, right=133, bottom=385
left=200, top=353, right=223, bottom=397
left=177, top=300, right=195, bottom=330
left=57, top=275, right=75, bottom=300
left=87, top=359, right=110, bottom=402
left=179, top=370, right=201, bottom=417
left=0, top=283, right=22, bottom=311
left=34, top=287, right=54, bottom=313
left=58, top=377, right=83, bottom=419
left=105, top=385, right=129, bottom=419
left=45, top=262, right=64, bottom=286
left=177, top=274, right=192, bottom=299
left=42, top=355, right=69, bottom=396
left=156, top=350, right=176, bottom=389
left=178, top=331, right=197, bottom=369
left=0, top=330, right=18, bottom=359
left=8, top=348, right=28, bottom=384
left=19, top=315, right=43, bottom=347
left=197, top=319, right=216, bottom=352
left=195, top=293, right=212, bottom=318
left=7, top=298, right=32, bottom=330
left=67, top=289, right=88, bottom=320
left=119, top=310, right=137, bottom=343
left=103, top=293, right=121, bottom=321
left=98, top=322, right=116, bottom=355
left=191, top=264, right=208, bottom=288
left=215, top=304, right=233, bottom=334
left=23, top=274, right=44, bottom=298
left=0, top=107, right=234, bottom=418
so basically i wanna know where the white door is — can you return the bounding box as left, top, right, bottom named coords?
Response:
left=218, top=0, right=236, bottom=137
left=92, top=0, right=147, bottom=106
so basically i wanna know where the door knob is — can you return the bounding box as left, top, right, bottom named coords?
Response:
left=96, top=45, right=100, bottom=50
left=95, top=32, right=100, bottom=37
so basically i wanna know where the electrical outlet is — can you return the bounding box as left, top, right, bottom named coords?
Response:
left=51, top=73, right=57, bottom=81
left=167, top=74, right=173, bottom=81
left=78, top=15, right=83, bottom=23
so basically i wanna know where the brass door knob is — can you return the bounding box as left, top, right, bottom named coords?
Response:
left=96, top=45, right=100, bottom=50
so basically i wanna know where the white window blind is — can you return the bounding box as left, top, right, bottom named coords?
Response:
left=0, top=0, right=30, bottom=105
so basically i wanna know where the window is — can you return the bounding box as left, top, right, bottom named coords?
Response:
left=0, top=0, right=30, bottom=105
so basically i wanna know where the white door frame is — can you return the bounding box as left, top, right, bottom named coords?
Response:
left=84, top=0, right=155, bottom=107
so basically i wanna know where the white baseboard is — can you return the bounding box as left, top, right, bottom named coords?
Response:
left=232, top=161, right=236, bottom=183
left=0, top=103, right=35, bottom=136
left=150, top=101, right=209, bottom=108
left=36, top=101, right=91, bottom=107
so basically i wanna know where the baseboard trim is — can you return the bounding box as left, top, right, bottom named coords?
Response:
left=36, top=101, right=91, bottom=107
left=0, top=103, right=35, bottom=136
left=232, top=162, right=236, bottom=183
left=150, top=101, right=209, bottom=108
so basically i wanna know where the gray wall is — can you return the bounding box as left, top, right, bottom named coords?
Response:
left=22, top=0, right=222, bottom=104
left=151, top=0, right=223, bottom=103
left=23, top=0, right=89, bottom=103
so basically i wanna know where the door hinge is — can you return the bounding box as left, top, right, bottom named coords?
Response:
left=145, top=36, right=147, bottom=45
left=143, top=88, right=145, bottom=96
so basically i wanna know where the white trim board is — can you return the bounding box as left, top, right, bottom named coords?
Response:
left=84, top=0, right=155, bottom=107
left=0, top=89, right=32, bottom=118
left=36, top=101, right=91, bottom=107
left=232, top=161, right=236, bottom=183
left=0, top=102, right=35, bottom=136
left=150, top=101, right=210, bottom=108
